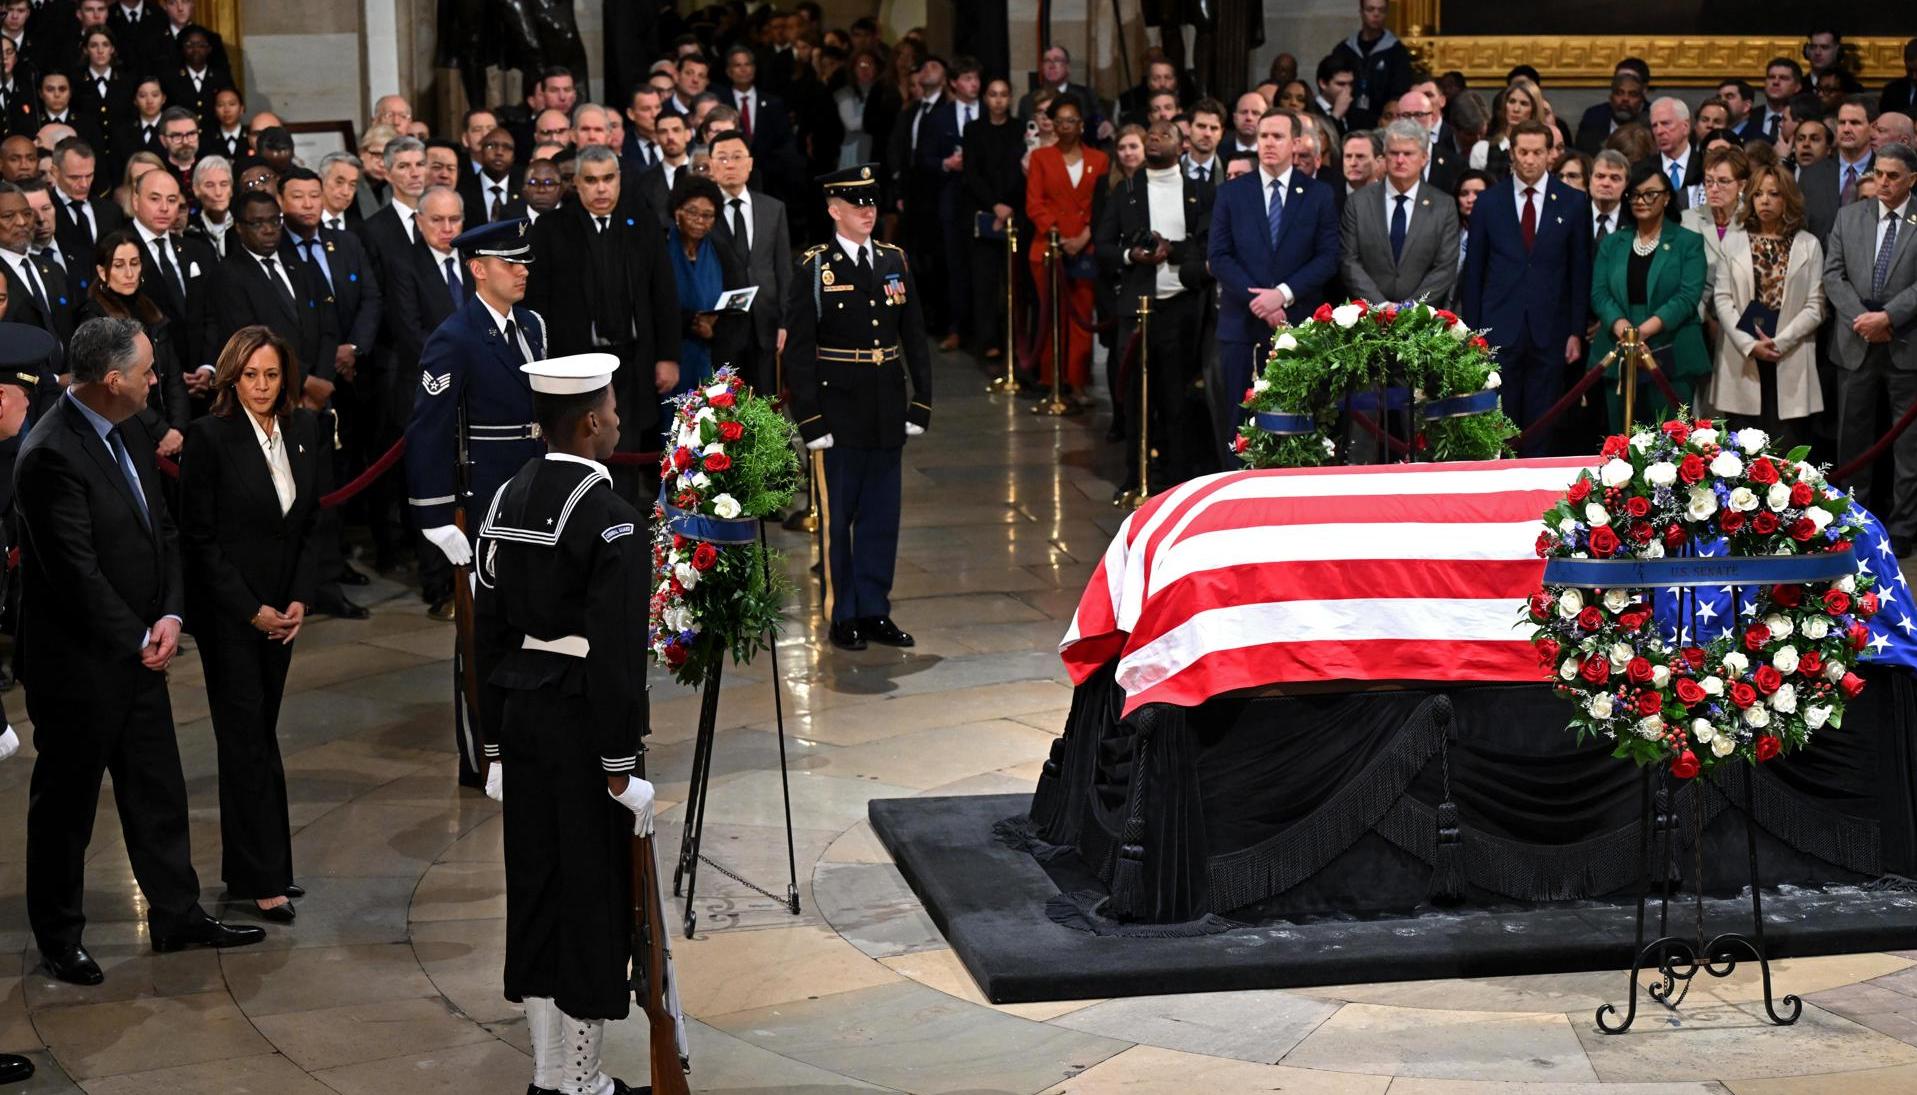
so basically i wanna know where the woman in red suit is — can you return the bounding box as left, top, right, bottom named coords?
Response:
left=1025, top=94, right=1108, bottom=401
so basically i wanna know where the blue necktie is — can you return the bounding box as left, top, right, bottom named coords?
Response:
left=1267, top=178, right=1284, bottom=250
left=1871, top=212, right=1901, bottom=301
left=107, top=427, right=150, bottom=530
left=1390, top=193, right=1408, bottom=262
left=444, top=256, right=464, bottom=305
left=1668, top=162, right=1683, bottom=198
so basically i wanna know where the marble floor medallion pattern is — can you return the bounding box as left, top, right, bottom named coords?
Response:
left=3, top=350, right=1917, bottom=1092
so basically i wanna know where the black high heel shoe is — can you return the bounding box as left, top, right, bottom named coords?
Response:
left=251, top=900, right=296, bottom=924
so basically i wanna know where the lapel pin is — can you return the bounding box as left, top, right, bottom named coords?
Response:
left=1555, top=216, right=1562, bottom=224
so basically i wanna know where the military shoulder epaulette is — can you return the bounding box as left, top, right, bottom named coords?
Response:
left=875, top=241, right=904, bottom=252
left=801, top=244, right=829, bottom=261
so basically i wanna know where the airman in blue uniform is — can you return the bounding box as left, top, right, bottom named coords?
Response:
left=403, top=217, right=546, bottom=786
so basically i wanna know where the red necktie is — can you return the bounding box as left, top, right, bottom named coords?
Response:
left=1520, top=186, right=1537, bottom=252
left=739, top=95, right=752, bottom=141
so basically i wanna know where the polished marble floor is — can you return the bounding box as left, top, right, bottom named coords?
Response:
left=7, top=349, right=1917, bottom=1092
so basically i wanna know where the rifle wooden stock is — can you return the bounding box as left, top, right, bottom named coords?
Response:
left=633, top=830, right=690, bottom=1095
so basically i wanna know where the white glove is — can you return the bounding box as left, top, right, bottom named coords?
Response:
left=0, top=725, right=17, bottom=762
left=423, top=524, right=473, bottom=567
left=905, top=422, right=925, bottom=436
left=484, top=761, right=503, bottom=802
left=805, top=433, right=835, bottom=451
left=609, top=777, right=657, bottom=836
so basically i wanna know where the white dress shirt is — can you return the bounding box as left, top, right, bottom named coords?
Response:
left=1259, top=166, right=1297, bottom=305
left=1513, top=176, right=1546, bottom=221
left=246, top=411, right=297, bottom=516
left=721, top=186, right=753, bottom=252
left=835, top=232, right=873, bottom=270
left=953, top=97, right=977, bottom=137
left=250, top=246, right=296, bottom=300
left=393, top=199, right=418, bottom=243
left=1384, top=177, right=1420, bottom=235
left=479, top=294, right=533, bottom=360
left=1876, top=197, right=1911, bottom=261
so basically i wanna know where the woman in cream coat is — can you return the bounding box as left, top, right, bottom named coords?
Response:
left=1709, top=163, right=1826, bottom=451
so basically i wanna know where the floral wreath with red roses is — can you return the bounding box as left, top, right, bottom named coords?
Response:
left=1528, top=415, right=1879, bottom=779
left=1236, top=298, right=1514, bottom=469
left=649, top=368, right=801, bottom=687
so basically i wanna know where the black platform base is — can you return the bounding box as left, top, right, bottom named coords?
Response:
left=872, top=793, right=1917, bottom=1004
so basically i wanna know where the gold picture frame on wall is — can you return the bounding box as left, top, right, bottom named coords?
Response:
left=1389, top=2, right=1909, bottom=87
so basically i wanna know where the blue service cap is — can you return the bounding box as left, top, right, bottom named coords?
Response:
left=454, top=217, right=535, bottom=263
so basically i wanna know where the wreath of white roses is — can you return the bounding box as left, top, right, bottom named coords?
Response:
left=1527, top=416, right=1878, bottom=778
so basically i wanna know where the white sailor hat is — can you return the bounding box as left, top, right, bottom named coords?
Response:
left=520, top=352, right=620, bottom=395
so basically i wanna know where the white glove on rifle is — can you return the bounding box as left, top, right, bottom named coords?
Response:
left=805, top=433, right=834, bottom=451
left=0, top=725, right=18, bottom=762
left=905, top=422, right=924, bottom=436
left=609, top=777, right=657, bottom=836
left=422, top=524, right=473, bottom=567
left=484, top=761, right=503, bottom=802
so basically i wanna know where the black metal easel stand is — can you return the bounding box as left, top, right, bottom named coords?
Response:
left=1594, top=764, right=1803, bottom=1033
left=671, top=519, right=803, bottom=938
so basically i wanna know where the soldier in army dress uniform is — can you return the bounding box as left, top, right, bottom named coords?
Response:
left=402, top=217, right=548, bottom=787
left=783, top=164, right=934, bottom=651
left=473, top=352, right=658, bottom=1095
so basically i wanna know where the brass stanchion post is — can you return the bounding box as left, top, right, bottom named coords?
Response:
left=1033, top=227, right=1074, bottom=416
left=987, top=220, right=1019, bottom=393
left=1116, top=295, right=1152, bottom=509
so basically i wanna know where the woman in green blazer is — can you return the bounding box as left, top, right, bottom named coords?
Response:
left=1590, top=161, right=1711, bottom=430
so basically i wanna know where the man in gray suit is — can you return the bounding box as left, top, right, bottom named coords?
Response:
left=1339, top=119, right=1461, bottom=307
left=1824, top=143, right=1917, bottom=550
left=708, top=130, right=791, bottom=394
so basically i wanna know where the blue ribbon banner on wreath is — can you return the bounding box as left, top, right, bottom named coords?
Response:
left=660, top=496, right=759, bottom=545
left=1252, top=388, right=1500, bottom=436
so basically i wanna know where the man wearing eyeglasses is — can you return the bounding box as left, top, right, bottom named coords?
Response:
left=498, top=157, right=561, bottom=226
left=209, top=189, right=339, bottom=408
left=1394, top=88, right=1457, bottom=194
left=157, top=104, right=199, bottom=202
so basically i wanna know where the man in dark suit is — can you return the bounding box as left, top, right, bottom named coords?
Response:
left=1206, top=107, right=1340, bottom=445
left=49, top=136, right=119, bottom=253
left=283, top=165, right=384, bottom=584
left=125, top=163, right=216, bottom=389
left=1741, top=58, right=1804, bottom=145
left=17, top=316, right=264, bottom=987
left=1639, top=97, right=1702, bottom=212
left=1396, top=88, right=1458, bottom=193
left=1575, top=71, right=1647, bottom=155
left=706, top=131, right=788, bottom=396
left=1096, top=119, right=1212, bottom=489
left=211, top=187, right=336, bottom=391
left=104, top=0, right=166, bottom=74
left=1016, top=44, right=1101, bottom=131
left=356, top=135, right=427, bottom=278
left=1460, top=120, right=1591, bottom=456
left=890, top=57, right=962, bottom=346
left=631, top=110, right=690, bottom=228
left=458, top=125, right=522, bottom=225
left=722, top=43, right=795, bottom=166
left=1, top=180, right=73, bottom=354
left=522, top=146, right=677, bottom=498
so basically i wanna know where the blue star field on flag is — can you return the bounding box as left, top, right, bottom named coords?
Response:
left=1652, top=505, right=1917, bottom=669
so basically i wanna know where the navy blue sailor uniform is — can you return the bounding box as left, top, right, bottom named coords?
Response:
left=783, top=224, right=932, bottom=629
left=473, top=453, right=649, bottom=1020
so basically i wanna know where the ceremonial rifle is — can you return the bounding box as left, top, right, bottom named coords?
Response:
left=453, top=397, right=485, bottom=762
left=632, top=821, right=691, bottom=1094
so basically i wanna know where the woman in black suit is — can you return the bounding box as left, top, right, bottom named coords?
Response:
left=962, top=76, right=1029, bottom=362
left=178, top=325, right=323, bottom=924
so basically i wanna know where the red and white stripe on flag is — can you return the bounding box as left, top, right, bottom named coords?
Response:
left=1060, top=456, right=1599, bottom=716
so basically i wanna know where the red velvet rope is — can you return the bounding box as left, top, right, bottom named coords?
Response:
left=1832, top=398, right=1917, bottom=484
left=1515, top=358, right=1611, bottom=449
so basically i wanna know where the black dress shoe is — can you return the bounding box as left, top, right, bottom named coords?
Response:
left=285, top=883, right=306, bottom=899
left=862, top=616, right=915, bottom=647
left=151, top=915, right=266, bottom=953
left=41, top=942, right=103, bottom=985
left=427, top=598, right=456, bottom=622
left=315, top=596, right=371, bottom=620
left=829, top=619, right=866, bottom=650
left=0, top=1053, right=33, bottom=1084
left=337, top=565, right=371, bottom=586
